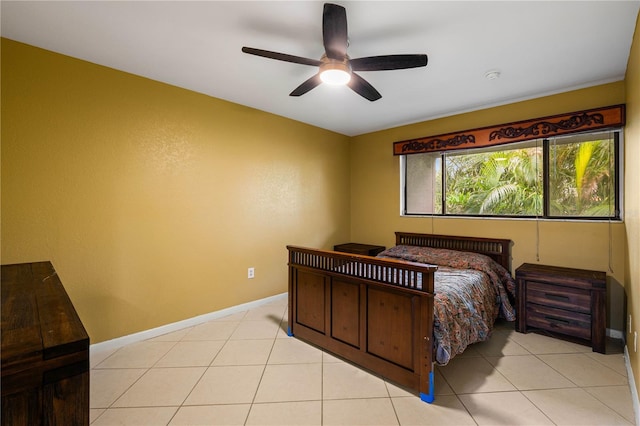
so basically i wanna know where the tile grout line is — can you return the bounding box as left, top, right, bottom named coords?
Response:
left=243, top=311, right=285, bottom=424
left=486, top=331, right=631, bottom=424
left=149, top=311, right=246, bottom=425
left=89, top=305, right=633, bottom=425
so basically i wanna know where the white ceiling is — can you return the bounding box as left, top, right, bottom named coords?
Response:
left=2, top=1, right=639, bottom=136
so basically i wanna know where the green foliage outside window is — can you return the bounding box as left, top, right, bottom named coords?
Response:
left=548, top=139, right=615, bottom=216
left=445, top=148, right=542, bottom=215
left=404, top=130, right=619, bottom=219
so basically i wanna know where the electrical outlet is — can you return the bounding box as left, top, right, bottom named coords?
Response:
left=248, top=267, right=255, bottom=279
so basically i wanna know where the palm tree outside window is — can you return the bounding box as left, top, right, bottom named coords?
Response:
left=402, top=129, right=621, bottom=220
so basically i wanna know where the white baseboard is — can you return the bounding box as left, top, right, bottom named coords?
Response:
left=609, top=328, right=625, bottom=340
left=90, top=292, right=287, bottom=355
left=624, top=345, right=640, bottom=426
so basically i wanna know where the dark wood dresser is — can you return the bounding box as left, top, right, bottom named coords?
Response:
left=1, top=261, right=90, bottom=425
left=515, top=263, right=606, bottom=353
left=333, top=243, right=386, bottom=256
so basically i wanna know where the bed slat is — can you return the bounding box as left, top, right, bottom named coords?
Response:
left=287, top=246, right=436, bottom=292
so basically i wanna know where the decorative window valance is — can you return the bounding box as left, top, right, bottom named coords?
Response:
left=393, top=104, right=625, bottom=155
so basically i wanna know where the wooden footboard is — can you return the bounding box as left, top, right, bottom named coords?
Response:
left=287, top=232, right=512, bottom=403
left=287, top=246, right=437, bottom=402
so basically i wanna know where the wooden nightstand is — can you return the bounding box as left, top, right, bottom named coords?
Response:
left=515, top=263, right=606, bottom=353
left=334, top=243, right=386, bottom=256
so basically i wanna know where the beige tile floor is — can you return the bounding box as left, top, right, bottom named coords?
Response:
left=90, top=296, right=635, bottom=425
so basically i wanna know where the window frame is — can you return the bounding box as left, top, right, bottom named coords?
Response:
left=401, top=128, right=623, bottom=221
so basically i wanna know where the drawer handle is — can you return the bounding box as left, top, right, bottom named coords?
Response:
left=544, top=315, right=571, bottom=326
left=544, top=293, right=570, bottom=302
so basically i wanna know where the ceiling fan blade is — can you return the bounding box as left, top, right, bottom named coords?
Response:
left=290, top=74, right=323, bottom=97
left=348, top=73, right=382, bottom=101
left=350, top=54, right=428, bottom=71
left=323, top=3, right=348, bottom=59
left=242, top=47, right=321, bottom=67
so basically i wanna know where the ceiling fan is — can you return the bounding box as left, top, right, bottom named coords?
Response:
left=241, top=3, right=428, bottom=101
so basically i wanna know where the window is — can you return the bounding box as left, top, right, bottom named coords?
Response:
left=402, top=129, right=621, bottom=220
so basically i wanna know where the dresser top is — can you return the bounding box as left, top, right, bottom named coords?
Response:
left=1, top=261, right=89, bottom=374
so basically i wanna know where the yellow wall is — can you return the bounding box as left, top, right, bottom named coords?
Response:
left=350, top=82, right=628, bottom=332
left=1, top=39, right=351, bottom=343
left=2, top=24, right=638, bottom=355
left=624, top=13, right=640, bottom=399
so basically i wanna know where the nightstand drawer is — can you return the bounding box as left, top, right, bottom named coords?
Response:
left=516, top=263, right=606, bottom=353
left=526, top=304, right=591, bottom=340
left=527, top=281, right=591, bottom=313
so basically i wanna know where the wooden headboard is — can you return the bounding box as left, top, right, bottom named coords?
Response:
left=395, top=232, right=512, bottom=271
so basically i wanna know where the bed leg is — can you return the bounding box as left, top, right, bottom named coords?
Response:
left=287, top=326, right=294, bottom=337
left=419, top=370, right=435, bottom=403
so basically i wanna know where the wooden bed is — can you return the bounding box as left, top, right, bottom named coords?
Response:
left=287, top=232, right=512, bottom=403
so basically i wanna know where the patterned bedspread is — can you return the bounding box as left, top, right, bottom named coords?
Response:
left=377, top=245, right=516, bottom=365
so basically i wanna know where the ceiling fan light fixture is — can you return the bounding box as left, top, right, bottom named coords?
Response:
left=320, top=68, right=351, bottom=85
left=319, top=56, right=352, bottom=85
left=242, top=4, right=426, bottom=101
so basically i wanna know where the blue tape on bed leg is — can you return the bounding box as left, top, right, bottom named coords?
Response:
left=419, top=371, right=435, bottom=403
left=287, top=326, right=293, bottom=337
